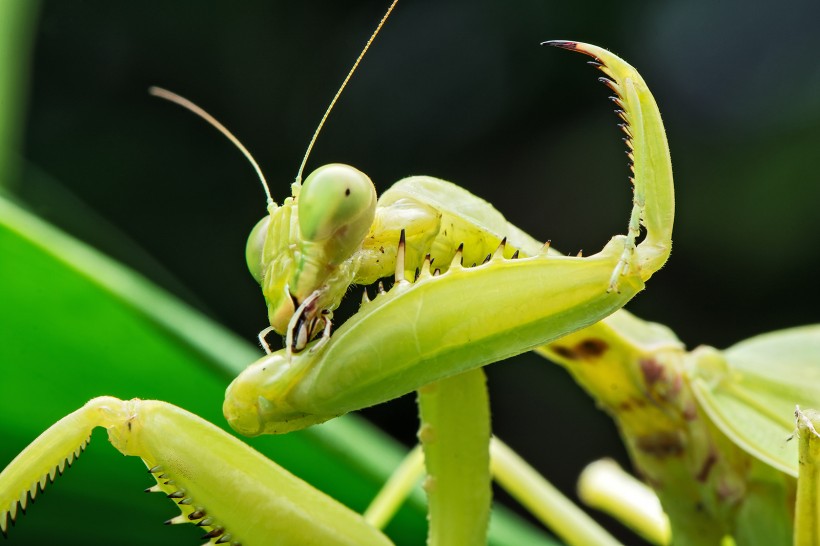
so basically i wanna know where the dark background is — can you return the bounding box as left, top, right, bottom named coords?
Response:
left=11, top=0, right=820, bottom=539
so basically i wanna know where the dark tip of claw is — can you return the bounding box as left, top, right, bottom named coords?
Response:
left=542, top=40, right=578, bottom=50
left=544, top=41, right=606, bottom=66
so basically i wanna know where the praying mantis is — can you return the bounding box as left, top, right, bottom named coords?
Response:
left=1, top=1, right=676, bottom=540
left=4, top=2, right=820, bottom=540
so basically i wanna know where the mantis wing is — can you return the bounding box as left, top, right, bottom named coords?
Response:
left=688, top=324, right=820, bottom=477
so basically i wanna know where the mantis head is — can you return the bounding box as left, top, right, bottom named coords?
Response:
left=146, top=88, right=380, bottom=349
left=245, top=163, right=377, bottom=342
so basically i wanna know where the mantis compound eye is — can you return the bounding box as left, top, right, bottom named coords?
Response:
left=246, top=215, right=270, bottom=284
left=298, top=164, right=377, bottom=264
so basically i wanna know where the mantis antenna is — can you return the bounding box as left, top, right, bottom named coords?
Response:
left=149, top=0, right=397, bottom=207
left=148, top=86, right=275, bottom=209
left=294, top=0, right=399, bottom=187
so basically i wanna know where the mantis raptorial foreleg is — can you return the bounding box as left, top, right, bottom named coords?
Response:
left=227, top=42, right=674, bottom=436
left=0, top=397, right=392, bottom=545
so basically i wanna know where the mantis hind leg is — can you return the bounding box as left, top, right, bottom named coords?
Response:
left=0, top=397, right=392, bottom=546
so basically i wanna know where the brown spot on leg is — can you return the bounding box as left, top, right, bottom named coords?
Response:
left=636, top=431, right=685, bottom=458
left=640, top=358, right=665, bottom=386
left=552, top=346, right=578, bottom=360
left=683, top=401, right=698, bottom=421
left=716, top=478, right=744, bottom=503
left=574, top=339, right=608, bottom=359
left=631, top=396, right=648, bottom=409
left=616, top=396, right=650, bottom=412
left=696, top=451, right=718, bottom=483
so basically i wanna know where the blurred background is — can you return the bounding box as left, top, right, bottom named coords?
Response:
left=4, top=0, right=820, bottom=541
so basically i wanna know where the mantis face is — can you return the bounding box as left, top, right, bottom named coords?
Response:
left=246, top=163, right=377, bottom=350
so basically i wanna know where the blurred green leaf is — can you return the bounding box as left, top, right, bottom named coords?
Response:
left=0, top=0, right=38, bottom=187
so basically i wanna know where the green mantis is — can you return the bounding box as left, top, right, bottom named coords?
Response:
left=0, top=21, right=677, bottom=544
left=4, top=3, right=819, bottom=544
